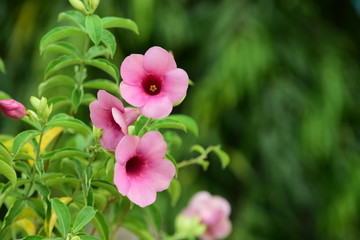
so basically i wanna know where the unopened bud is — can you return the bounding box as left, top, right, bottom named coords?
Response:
left=30, top=96, right=41, bottom=110
left=69, top=0, right=86, bottom=12
left=26, top=110, right=39, bottom=122
left=89, top=0, right=100, bottom=12
left=0, top=99, right=26, bottom=119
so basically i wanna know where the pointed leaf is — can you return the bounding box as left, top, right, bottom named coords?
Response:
left=84, top=59, right=119, bottom=82
left=23, top=236, right=45, bottom=240
left=168, top=178, right=181, bottom=206
left=43, top=42, right=81, bottom=58
left=101, top=30, right=116, bottom=57
left=213, top=146, right=230, bottom=168
left=2, top=199, right=26, bottom=229
left=12, top=130, right=39, bottom=156
left=83, top=79, right=119, bottom=96
left=45, top=55, right=82, bottom=78
left=85, top=14, right=103, bottom=45
left=51, top=198, right=71, bottom=236
left=46, top=113, right=91, bottom=135
left=92, top=211, right=109, bottom=240
left=42, top=147, right=90, bottom=161
left=0, top=142, right=12, bottom=165
left=0, top=160, right=16, bottom=185
left=38, top=75, right=75, bottom=96
left=40, top=26, right=85, bottom=54
left=71, top=86, right=84, bottom=112
left=86, top=45, right=109, bottom=59
left=150, top=119, right=186, bottom=132
left=58, top=10, right=85, bottom=29
left=101, top=17, right=139, bottom=34
left=166, top=114, right=199, bottom=136
left=73, top=206, right=97, bottom=233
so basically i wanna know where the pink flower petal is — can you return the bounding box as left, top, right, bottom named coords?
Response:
left=114, top=163, right=130, bottom=195
left=137, top=131, right=167, bottom=162
left=145, top=159, right=175, bottom=191
left=112, top=108, right=128, bottom=135
left=100, top=126, right=125, bottom=151
left=127, top=178, right=157, bottom=207
left=115, top=135, right=140, bottom=165
left=98, top=90, right=124, bottom=111
left=124, top=108, right=139, bottom=125
left=89, top=101, right=112, bottom=129
left=139, top=94, right=173, bottom=119
left=120, top=82, right=149, bottom=107
left=163, top=68, right=189, bottom=103
left=211, top=196, right=231, bottom=217
left=206, top=217, right=232, bottom=239
left=143, top=46, right=177, bottom=76
left=120, top=54, right=146, bottom=85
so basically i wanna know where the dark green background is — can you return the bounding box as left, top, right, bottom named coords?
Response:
left=1, top=0, right=360, bottom=239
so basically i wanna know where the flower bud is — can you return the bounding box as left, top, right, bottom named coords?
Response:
left=30, top=96, right=41, bottom=109
left=26, top=110, right=39, bottom=122
left=0, top=99, right=26, bottom=119
left=89, top=0, right=100, bottom=12
left=71, top=236, right=81, bottom=240
left=68, top=0, right=86, bottom=12
left=175, top=215, right=206, bottom=238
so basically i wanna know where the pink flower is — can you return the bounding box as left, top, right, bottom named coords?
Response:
left=0, top=99, right=26, bottom=119
left=114, top=131, right=175, bottom=207
left=183, top=191, right=232, bottom=240
left=120, top=46, right=189, bottom=119
left=89, top=90, right=139, bottom=151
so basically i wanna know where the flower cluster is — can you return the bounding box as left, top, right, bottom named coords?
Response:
left=90, top=46, right=187, bottom=207
left=182, top=191, right=232, bottom=240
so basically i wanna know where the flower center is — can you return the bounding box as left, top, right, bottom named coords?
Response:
left=126, top=156, right=145, bottom=176
left=142, top=75, right=162, bottom=96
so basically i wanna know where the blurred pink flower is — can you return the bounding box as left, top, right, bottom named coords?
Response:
left=114, top=131, right=175, bottom=207
left=183, top=191, right=232, bottom=240
left=0, top=99, right=26, bottom=119
left=89, top=90, right=139, bottom=151
left=120, top=46, right=189, bottom=119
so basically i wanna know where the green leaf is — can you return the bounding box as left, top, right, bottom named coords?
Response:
left=42, top=147, right=90, bottom=161
left=145, top=204, right=161, bottom=231
left=38, top=75, right=75, bottom=96
left=79, top=236, right=101, bottom=240
left=165, top=153, right=178, bottom=177
left=45, top=55, right=82, bottom=79
left=92, top=211, right=109, bottom=240
left=12, top=130, right=39, bottom=156
left=81, top=93, right=96, bottom=105
left=191, top=144, right=205, bottom=154
left=0, top=160, right=16, bottom=185
left=85, top=14, right=103, bottom=45
left=101, top=30, right=116, bottom=57
left=73, top=206, right=97, bottom=233
left=71, top=86, right=84, bottom=112
left=134, top=116, right=147, bottom=135
left=46, top=113, right=91, bottom=135
left=58, top=10, right=85, bottom=29
left=23, top=236, right=45, bottom=240
left=14, top=161, right=32, bottom=177
left=150, top=119, right=186, bottom=132
left=0, top=58, right=5, bottom=73
left=42, top=174, right=80, bottom=187
left=43, top=42, right=82, bottom=58
left=102, top=17, right=139, bottom=34
left=83, top=79, right=119, bottom=96
left=48, top=96, right=71, bottom=110
left=213, top=146, right=230, bottom=168
left=40, top=26, right=85, bottom=54
left=0, top=142, right=12, bottom=165
left=27, top=198, right=46, bottom=219
left=51, top=198, right=71, bottom=236
left=91, top=180, right=119, bottom=197
left=2, top=199, right=26, bottom=229
left=168, top=178, right=181, bottom=206
left=84, top=59, right=119, bottom=82
left=166, top=114, right=199, bottom=136
left=86, top=45, right=109, bottom=59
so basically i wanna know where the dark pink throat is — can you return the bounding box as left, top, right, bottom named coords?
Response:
left=142, top=75, right=162, bottom=96
left=126, top=156, right=145, bottom=176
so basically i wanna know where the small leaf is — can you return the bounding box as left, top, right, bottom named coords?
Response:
left=43, top=42, right=81, bottom=58
left=51, top=198, right=71, bottom=237
left=73, top=206, right=97, bottom=233
left=213, top=146, right=230, bottom=168
left=0, top=142, right=12, bottom=165
left=45, top=55, right=82, bottom=79
left=2, top=199, right=26, bottom=229
left=46, top=113, right=91, bottom=135
left=86, top=45, right=109, bottom=59
left=40, top=26, right=85, bottom=54
left=81, top=93, right=96, bottom=105
left=166, top=114, right=199, bottom=136
left=0, top=160, right=16, bottom=185
left=85, top=14, right=103, bottom=45
left=91, top=180, right=119, bottom=197
left=38, top=75, right=75, bottom=96
left=80, top=235, right=101, bottom=240
left=150, top=119, right=186, bottom=132
left=134, top=115, right=148, bottom=135
left=14, top=161, right=32, bottom=177
left=42, top=147, right=90, bottom=161
left=27, top=198, right=46, bottom=219
left=92, top=211, right=109, bottom=240
left=71, top=86, right=84, bottom=112
left=58, top=10, right=85, bottom=29
left=168, top=178, right=181, bottom=206
left=84, top=59, right=119, bottom=82
left=0, top=58, right=5, bottom=73
left=191, top=144, right=205, bottom=154
left=12, top=130, right=39, bottom=157
left=83, top=79, right=119, bottom=96
left=102, top=17, right=139, bottom=34
left=101, top=30, right=116, bottom=57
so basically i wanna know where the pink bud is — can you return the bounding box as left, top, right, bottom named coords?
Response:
left=0, top=99, right=26, bottom=119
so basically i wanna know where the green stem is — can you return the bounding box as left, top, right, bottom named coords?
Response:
left=177, top=146, right=215, bottom=169
left=110, top=201, right=131, bottom=240
left=138, top=118, right=152, bottom=137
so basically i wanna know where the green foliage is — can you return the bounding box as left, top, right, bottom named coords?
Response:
left=51, top=198, right=71, bottom=237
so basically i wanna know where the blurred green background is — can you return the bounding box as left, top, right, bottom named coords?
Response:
left=2, top=0, right=360, bottom=239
